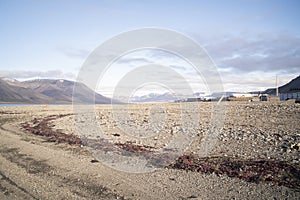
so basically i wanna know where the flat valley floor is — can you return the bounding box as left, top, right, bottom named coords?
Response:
left=0, top=101, right=299, bottom=199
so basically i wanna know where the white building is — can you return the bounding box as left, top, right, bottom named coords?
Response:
left=232, top=93, right=256, bottom=98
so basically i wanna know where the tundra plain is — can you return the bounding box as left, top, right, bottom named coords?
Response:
left=0, top=101, right=299, bottom=199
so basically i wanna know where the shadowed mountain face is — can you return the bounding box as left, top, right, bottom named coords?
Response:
left=0, top=78, right=111, bottom=104
left=0, top=78, right=49, bottom=103
left=264, top=75, right=300, bottom=94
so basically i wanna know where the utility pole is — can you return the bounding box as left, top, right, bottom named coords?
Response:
left=276, top=75, right=279, bottom=96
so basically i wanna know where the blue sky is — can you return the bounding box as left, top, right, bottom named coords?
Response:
left=0, top=0, right=299, bottom=96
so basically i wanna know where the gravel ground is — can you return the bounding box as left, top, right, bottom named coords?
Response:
left=0, top=101, right=299, bottom=199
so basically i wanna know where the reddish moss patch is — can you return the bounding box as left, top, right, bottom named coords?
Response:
left=115, top=142, right=155, bottom=153
left=21, top=114, right=82, bottom=146
left=20, top=115, right=300, bottom=190
left=169, top=154, right=300, bottom=190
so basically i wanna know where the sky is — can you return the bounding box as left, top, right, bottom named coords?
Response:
left=0, top=0, right=299, bottom=97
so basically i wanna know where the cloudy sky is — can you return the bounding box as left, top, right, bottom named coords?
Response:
left=0, top=0, right=299, bottom=97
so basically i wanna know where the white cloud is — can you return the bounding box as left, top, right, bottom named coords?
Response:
left=204, top=33, right=300, bottom=74
left=0, top=70, right=76, bottom=80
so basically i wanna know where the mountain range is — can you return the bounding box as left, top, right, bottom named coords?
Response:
left=129, top=92, right=181, bottom=103
left=129, top=75, right=300, bottom=102
left=0, top=78, right=111, bottom=104
left=1, top=75, right=299, bottom=104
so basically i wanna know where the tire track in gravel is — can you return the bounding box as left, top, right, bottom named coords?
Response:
left=0, top=112, right=162, bottom=199
left=0, top=115, right=126, bottom=199
left=0, top=171, right=38, bottom=199
left=0, top=116, right=39, bottom=199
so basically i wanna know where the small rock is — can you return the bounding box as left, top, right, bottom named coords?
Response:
left=291, top=143, right=300, bottom=150
left=187, top=195, right=198, bottom=199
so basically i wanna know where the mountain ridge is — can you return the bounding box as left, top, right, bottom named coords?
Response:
left=0, top=78, right=112, bottom=104
left=262, top=75, right=300, bottom=95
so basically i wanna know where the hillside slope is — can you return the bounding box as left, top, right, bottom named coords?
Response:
left=0, top=78, right=112, bottom=104
left=264, top=75, right=300, bottom=94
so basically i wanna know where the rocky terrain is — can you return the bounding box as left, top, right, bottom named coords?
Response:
left=0, top=101, right=299, bottom=199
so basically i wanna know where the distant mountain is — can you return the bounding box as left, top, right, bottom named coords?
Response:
left=0, top=78, right=49, bottom=103
left=263, top=75, right=300, bottom=95
left=0, top=78, right=112, bottom=104
left=129, top=92, right=180, bottom=103
left=128, top=92, right=209, bottom=103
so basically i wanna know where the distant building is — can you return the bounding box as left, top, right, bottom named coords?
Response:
left=280, top=92, right=300, bottom=101
left=186, top=97, right=202, bottom=102
left=203, top=96, right=217, bottom=101
left=232, top=93, right=256, bottom=98
left=176, top=96, right=219, bottom=102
